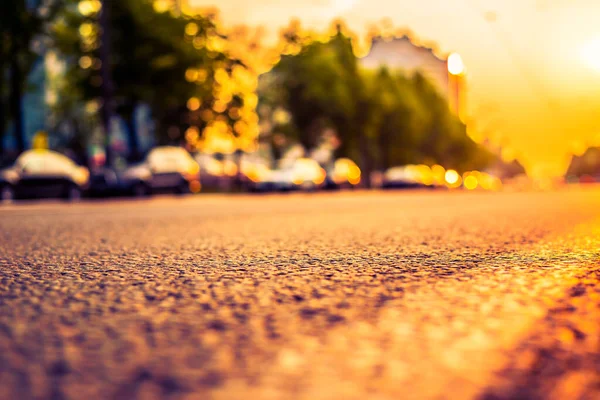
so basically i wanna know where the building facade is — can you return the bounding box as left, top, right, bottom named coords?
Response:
left=360, top=36, right=464, bottom=118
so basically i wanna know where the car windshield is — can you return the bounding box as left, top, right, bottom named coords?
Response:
left=44, top=153, right=77, bottom=174
left=16, top=151, right=76, bottom=174
left=16, top=151, right=47, bottom=173
left=148, top=148, right=195, bottom=172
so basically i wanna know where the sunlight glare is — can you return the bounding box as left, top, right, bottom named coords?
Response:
left=447, top=53, right=464, bottom=75
left=332, top=0, right=359, bottom=14
left=581, top=38, right=600, bottom=71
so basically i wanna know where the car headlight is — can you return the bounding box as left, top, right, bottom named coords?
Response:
left=73, top=167, right=89, bottom=185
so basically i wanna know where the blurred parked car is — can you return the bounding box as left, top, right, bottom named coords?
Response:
left=193, top=153, right=243, bottom=191
left=381, top=166, right=423, bottom=189
left=249, top=168, right=293, bottom=192
left=240, top=162, right=272, bottom=191
left=326, top=158, right=361, bottom=189
left=0, top=150, right=89, bottom=202
left=247, top=158, right=326, bottom=192
left=194, top=153, right=226, bottom=188
left=289, top=158, right=327, bottom=190
left=91, top=146, right=200, bottom=197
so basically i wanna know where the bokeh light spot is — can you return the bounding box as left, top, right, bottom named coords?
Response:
left=447, top=53, right=464, bottom=75
left=445, top=169, right=460, bottom=185
left=464, top=175, right=478, bottom=190
left=187, top=97, right=201, bottom=111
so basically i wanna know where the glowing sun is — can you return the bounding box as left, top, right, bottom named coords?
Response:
left=581, top=38, right=600, bottom=71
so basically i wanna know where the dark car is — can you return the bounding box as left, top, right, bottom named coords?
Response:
left=90, top=146, right=201, bottom=197
left=0, top=150, right=90, bottom=203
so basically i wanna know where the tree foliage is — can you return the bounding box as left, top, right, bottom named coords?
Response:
left=2, top=2, right=492, bottom=176
left=260, top=28, right=493, bottom=183
left=265, top=25, right=374, bottom=182
left=53, top=0, right=257, bottom=160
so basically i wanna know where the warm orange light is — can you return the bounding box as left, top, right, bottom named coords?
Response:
left=314, top=168, right=326, bottom=185
left=186, top=162, right=200, bottom=176
left=479, top=173, right=492, bottom=190
left=187, top=97, right=201, bottom=111
left=445, top=169, right=460, bottom=185
left=78, top=0, right=101, bottom=16
left=79, top=23, right=93, bottom=37
left=189, top=180, right=201, bottom=193
left=153, top=0, right=170, bottom=13
left=79, top=56, right=92, bottom=69
left=348, top=165, right=361, bottom=184
left=417, top=165, right=433, bottom=186
left=464, top=175, right=478, bottom=190
left=491, top=177, right=503, bottom=191
left=185, top=22, right=199, bottom=37
left=333, top=158, right=361, bottom=185
left=74, top=167, right=90, bottom=185
left=431, top=164, right=446, bottom=185
left=204, top=158, right=224, bottom=177
left=447, top=53, right=464, bottom=75
left=185, top=68, right=198, bottom=82
left=223, top=161, right=238, bottom=177
left=292, top=158, right=323, bottom=185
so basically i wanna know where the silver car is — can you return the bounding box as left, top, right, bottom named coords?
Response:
left=91, top=147, right=201, bottom=197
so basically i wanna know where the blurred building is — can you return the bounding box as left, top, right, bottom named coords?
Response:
left=361, top=36, right=449, bottom=95
left=360, top=36, right=464, bottom=117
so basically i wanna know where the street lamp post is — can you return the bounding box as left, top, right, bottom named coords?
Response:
left=447, top=53, right=465, bottom=120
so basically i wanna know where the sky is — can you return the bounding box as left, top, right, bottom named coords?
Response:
left=185, top=0, right=600, bottom=177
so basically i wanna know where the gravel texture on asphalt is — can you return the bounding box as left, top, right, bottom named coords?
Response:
left=0, top=189, right=599, bottom=400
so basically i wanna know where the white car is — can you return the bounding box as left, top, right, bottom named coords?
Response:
left=1, top=150, right=89, bottom=202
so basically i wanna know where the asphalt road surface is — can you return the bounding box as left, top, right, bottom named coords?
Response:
left=1, top=189, right=599, bottom=400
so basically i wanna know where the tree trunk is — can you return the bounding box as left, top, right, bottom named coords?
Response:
left=379, top=128, right=390, bottom=171
left=0, top=79, right=5, bottom=157
left=355, top=99, right=372, bottom=188
left=0, top=97, right=5, bottom=157
left=358, top=130, right=372, bottom=188
left=0, top=35, right=5, bottom=156
left=71, top=118, right=88, bottom=166
left=99, top=0, right=115, bottom=166
left=125, top=115, right=138, bottom=160
left=9, top=51, right=25, bottom=153
left=124, top=101, right=140, bottom=162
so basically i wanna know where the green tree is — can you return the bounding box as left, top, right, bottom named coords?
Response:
left=261, top=27, right=493, bottom=180
left=0, top=0, right=61, bottom=155
left=408, top=72, right=493, bottom=171
left=53, top=0, right=250, bottom=161
left=363, top=67, right=425, bottom=170
left=267, top=23, right=375, bottom=185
